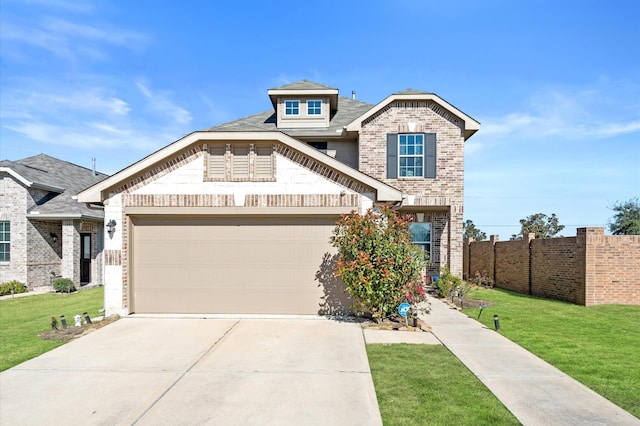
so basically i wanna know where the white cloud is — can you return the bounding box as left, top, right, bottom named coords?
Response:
left=1, top=79, right=192, bottom=152
left=136, top=81, right=192, bottom=125
left=0, top=14, right=148, bottom=63
left=473, top=83, right=640, bottom=146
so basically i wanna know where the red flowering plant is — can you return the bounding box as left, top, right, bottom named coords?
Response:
left=331, top=206, right=430, bottom=321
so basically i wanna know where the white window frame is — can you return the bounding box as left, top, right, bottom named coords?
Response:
left=307, top=99, right=322, bottom=116
left=409, top=222, right=431, bottom=261
left=284, top=100, right=300, bottom=116
left=0, top=221, right=9, bottom=262
left=398, top=134, right=424, bottom=177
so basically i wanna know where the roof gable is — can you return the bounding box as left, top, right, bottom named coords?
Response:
left=78, top=132, right=403, bottom=204
left=268, top=79, right=340, bottom=112
left=346, top=92, right=480, bottom=140
left=0, top=154, right=109, bottom=219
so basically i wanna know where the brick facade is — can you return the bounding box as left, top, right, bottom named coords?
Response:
left=0, top=175, right=102, bottom=289
left=464, top=228, right=640, bottom=306
left=358, top=100, right=466, bottom=276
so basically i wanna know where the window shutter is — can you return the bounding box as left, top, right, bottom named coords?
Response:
left=255, top=146, right=273, bottom=178
left=232, top=146, right=250, bottom=178
left=425, top=133, right=436, bottom=178
left=208, top=145, right=226, bottom=179
left=386, top=133, right=398, bottom=178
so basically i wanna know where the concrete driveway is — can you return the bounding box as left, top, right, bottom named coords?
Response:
left=0, top=317, right=382, bottom=426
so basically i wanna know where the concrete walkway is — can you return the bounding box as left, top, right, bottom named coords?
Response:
left=424, top=296, right=639, bottom=426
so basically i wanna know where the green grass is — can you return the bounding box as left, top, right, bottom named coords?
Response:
left=462, top=288, right=640, bottom=418
left=0, top=287, right=104, bottom=371
left=367, top=344, right=520, bottom=425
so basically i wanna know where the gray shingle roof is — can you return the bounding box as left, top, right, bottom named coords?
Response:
left=0, top=154, right=109, bottom=219
left=207, top=96, right=373, bottom=137
left=394, top=89, right=435, bottom=95
left=269, top=80, right=338, bottom=91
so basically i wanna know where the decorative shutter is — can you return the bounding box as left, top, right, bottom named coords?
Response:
left=425, top=133, right=436, bottom=178
left=208, top=145, right=226, bottom=179
left=232, top=146, right=250, bottom=178
left=386, top=133, right=398, bottom=178
left=255, top=145, right=273, bottom=178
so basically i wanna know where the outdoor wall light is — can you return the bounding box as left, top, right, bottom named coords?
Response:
left=49, top=233, right=58, bottom=243
left=106, top=219, right=117, bottom=234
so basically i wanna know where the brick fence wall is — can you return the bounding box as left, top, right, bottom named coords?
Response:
left=464, top=227, right=640, bottom=306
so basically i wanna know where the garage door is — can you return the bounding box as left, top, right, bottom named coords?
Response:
left=130, top=216, right=341, bottom=314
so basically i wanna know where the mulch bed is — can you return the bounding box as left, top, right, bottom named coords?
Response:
left=38, top=315, right=120, bottom=341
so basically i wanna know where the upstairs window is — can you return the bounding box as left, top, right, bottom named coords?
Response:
left=399, top=134, right=424, bottom=177
left=285, top=100, right=299, bottom=116
left=386, top=133, right=436, bottom=179
left=0, top=221, right=9, bottom=262
left=307, top=100, right=322, bottom=115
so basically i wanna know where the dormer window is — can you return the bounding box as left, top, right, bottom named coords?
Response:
left=307, top=100, right=322, bottom=116
left=285, top=100, right=300, bottom=116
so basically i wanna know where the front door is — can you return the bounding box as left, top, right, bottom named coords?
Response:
left=80, top=233, right=91, bottom=283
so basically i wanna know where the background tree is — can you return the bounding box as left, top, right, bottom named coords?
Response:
left=608, top=197, right=640, bottom=235
left=463, top=220, right=487, bottom=241
left=512, top=213, right=564, bottom=239
left=331, top=206, right=427, bottom=321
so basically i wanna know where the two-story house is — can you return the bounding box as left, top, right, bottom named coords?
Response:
left=0, top=154, right=108, bottom=289
left=78, top=80, right=479, bottom=316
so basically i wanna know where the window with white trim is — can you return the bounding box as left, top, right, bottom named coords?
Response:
left=399, top=134, right=424, bottom=177
left=307, top=100, right=322, bottom=115
left=409, top=222, right=431, bottom=261
left=0, top=221, right=9, bottom=262
left=284, top=100, right=299, bottom=116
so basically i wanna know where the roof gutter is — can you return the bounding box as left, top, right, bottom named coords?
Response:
left=25, top=212, right=104, bottom=221
left=0, top=167, right=65, bottom=193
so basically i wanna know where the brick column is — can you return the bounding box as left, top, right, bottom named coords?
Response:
left=61, top=220, right=80, bottom=283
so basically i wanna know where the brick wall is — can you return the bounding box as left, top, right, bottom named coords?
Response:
left=0, top=176, right=28, bottom=285
left=359, top=100, right=465, bottom=276
left=583, top=228, right=640, bottom=305
left=495, top=234, right=533, bottom=294
left=27, top=220, right=62, bottom=288
left=464, top=227, right=640, bottom=306
left=468, top=236, right=497, bottom=281
left=531, top=236, right=582, bottom=303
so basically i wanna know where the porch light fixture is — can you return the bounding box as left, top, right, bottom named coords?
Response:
left=49, top=232, right=58, bottom=243
left=106, top=219, right=117, bottom=235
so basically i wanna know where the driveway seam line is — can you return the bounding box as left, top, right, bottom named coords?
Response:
left=129, top=319, right=241, bottom=426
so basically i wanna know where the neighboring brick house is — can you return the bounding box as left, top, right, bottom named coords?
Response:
left=78, top=81, right=479, bottom=316
left=0, top=154, right=108, bottom=289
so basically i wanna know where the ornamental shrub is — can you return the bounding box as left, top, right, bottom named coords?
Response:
left=331, top=206, right=428, bottom=320
left=0, top=280, right=28, bottom=296
left=52, top=278, right=76, bottom=293
left=436, top=265, right=466, bottom=299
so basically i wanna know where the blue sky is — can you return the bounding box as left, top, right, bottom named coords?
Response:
left=1, top=0, right=638, bottom=239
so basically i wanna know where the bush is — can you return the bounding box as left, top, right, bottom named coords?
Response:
left=52, top=278, right=76, bottom=293
left=0, top=281, right=28, bottom=296
left=470, top=270, right=495, bottom=288
left=436, top=265, right=465, bottom=299
left=331, top=206, right=428, bottom=320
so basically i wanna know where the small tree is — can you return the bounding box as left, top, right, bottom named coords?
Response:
left=608, top=198, right=640, bottom=235
left=513, top=213, right=564, bottom=239
left=331, top=206, right=427, bottom=321
left=463, top=220, right=487, bottom=241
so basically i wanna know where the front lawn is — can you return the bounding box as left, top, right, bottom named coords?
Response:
left=0, top=287, right=104, bottom=371
left=462, top=288, right=640, bottom=418
left=367, top=344, right=519, bottom=425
